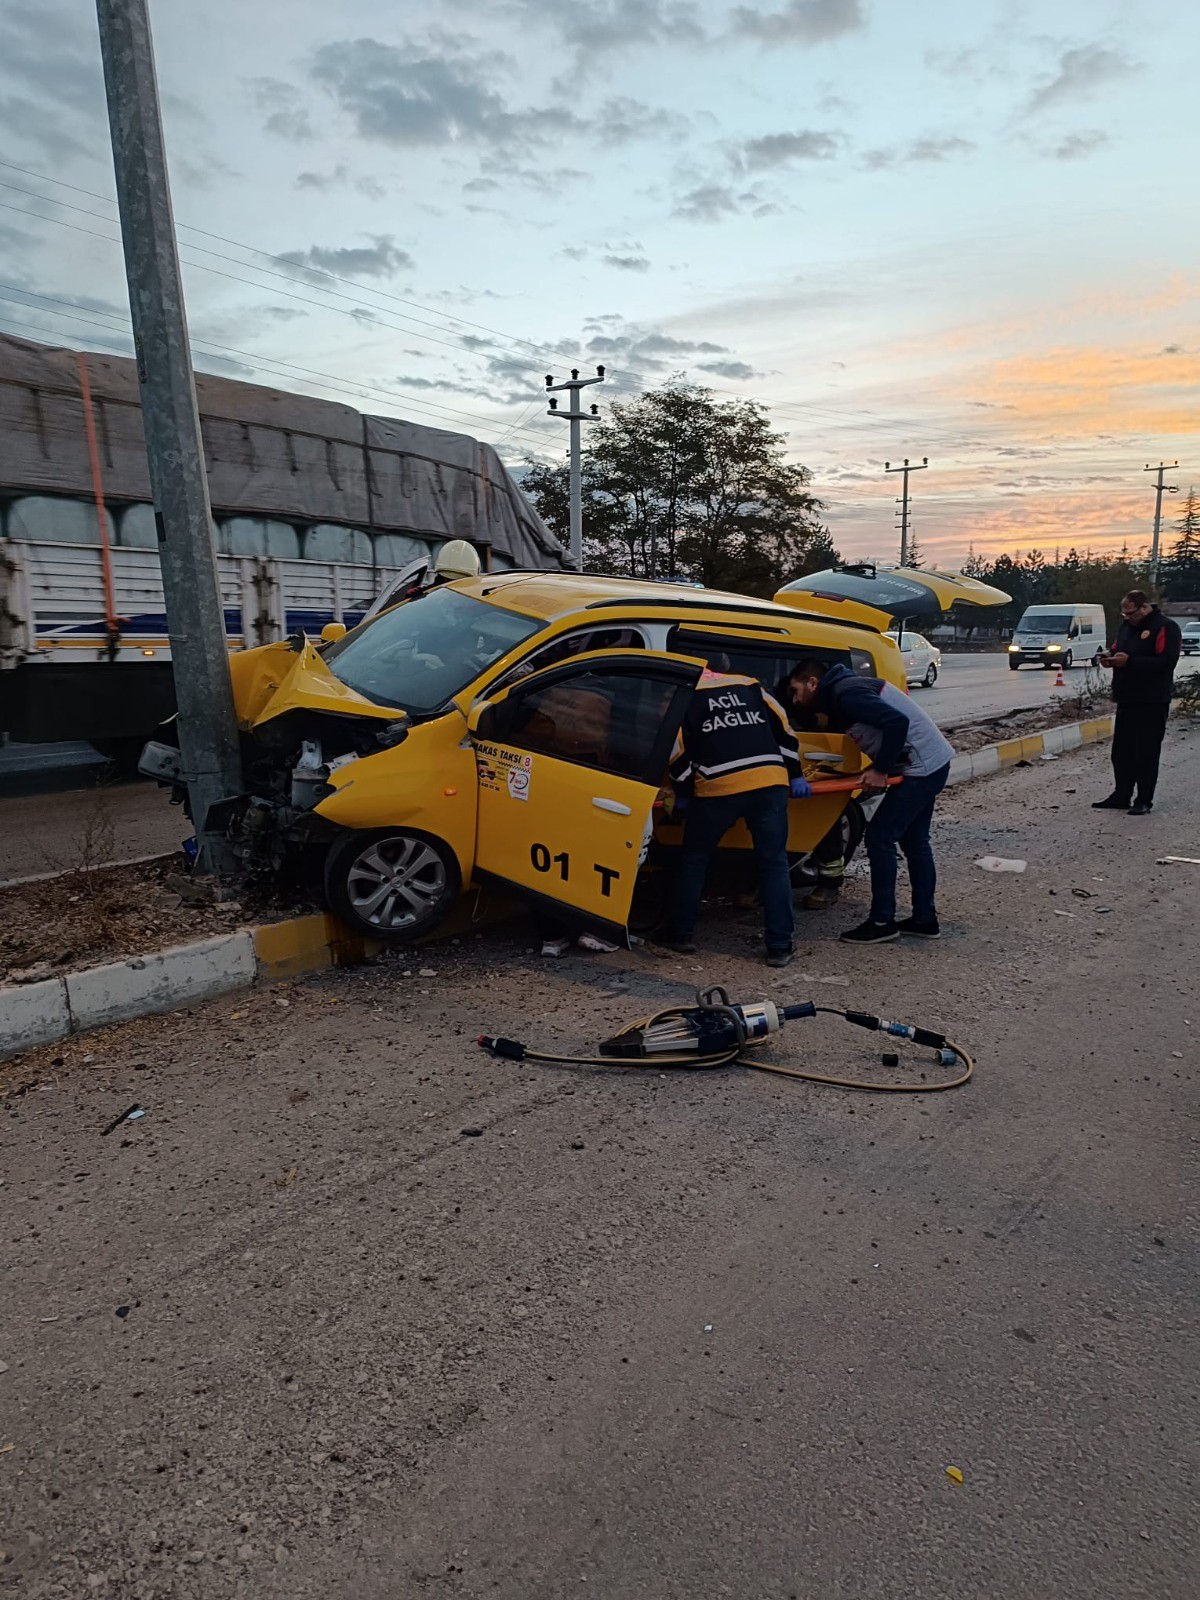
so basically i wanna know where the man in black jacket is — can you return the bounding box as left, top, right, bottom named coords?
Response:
left=1093, top=592, right=1181, bottom=815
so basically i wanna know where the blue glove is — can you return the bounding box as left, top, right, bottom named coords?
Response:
left=790, top=777, right=812, bottom=799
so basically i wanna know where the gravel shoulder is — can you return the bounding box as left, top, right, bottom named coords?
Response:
left=1, top=732, right=1198, bottom=1599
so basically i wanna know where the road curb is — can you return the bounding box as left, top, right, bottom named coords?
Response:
left=0, top=714, right=1121, bottom=1062
left=946, top=712, right=1113, bottom=786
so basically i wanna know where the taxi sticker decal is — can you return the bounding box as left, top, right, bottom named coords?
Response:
left=506, top=766, right=531, bottom=802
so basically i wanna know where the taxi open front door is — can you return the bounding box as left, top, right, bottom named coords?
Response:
left=467, top=650, right=704, bottom=945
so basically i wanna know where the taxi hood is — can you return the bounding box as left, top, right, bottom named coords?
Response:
left=228, top=637, right=396, bottom=731
left=773, top=564, right=1011, bottom=627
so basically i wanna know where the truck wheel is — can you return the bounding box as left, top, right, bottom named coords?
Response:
left=1063, top=650, right=1073, bottom=669
left=1009, top=659, right=1020, bottom=671
left=324, top=827, right=460, bottom=942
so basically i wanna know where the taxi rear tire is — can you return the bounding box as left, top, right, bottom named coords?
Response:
left=325, top=827, right=460, bottom=943
left=922, top=662, right=938, bottom=688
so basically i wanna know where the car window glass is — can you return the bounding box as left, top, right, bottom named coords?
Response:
left=323, top=587, right=542, bottom=713
left=492, top=627, right=645, bottom=690
left=497, top=666, right=685, bottom=784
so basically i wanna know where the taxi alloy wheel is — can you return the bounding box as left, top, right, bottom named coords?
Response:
left=325, top=827, right=460, bottom=941
left=922, top=661, right=938, bottom=687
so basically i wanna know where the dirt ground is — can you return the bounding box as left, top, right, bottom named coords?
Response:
left=1, top=733, right=1197, bottom=1599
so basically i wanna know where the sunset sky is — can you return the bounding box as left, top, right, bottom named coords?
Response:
left=0, top=0, right=1196, bottom=565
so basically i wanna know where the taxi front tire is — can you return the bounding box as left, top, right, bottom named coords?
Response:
left=324, top=826, right=461, bottom=942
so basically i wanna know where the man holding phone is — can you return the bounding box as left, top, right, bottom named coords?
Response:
left=1093, top=591, right=1181, bottom=816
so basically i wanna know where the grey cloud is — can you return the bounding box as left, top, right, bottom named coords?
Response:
left=736, top=129, right=840, bottom=170
left=864, top=135, right=974, bottom=169
left=278, top=235, right=414, bottom=281
left=595, top=97, right=690, bottom=145
left=697, top=360, right=760, bottom=380
left=602, top=253, right=651, bottom=272
left=581, top=327, right=738, bottom=380
left=463, top=176, right=502, bottom=194
left=249, top=77, right=316, bottom=141
left=730, top=0, right=866, bottom=46
left=296, top=165, right=388, bottom=199
left=0, top=94, right=92, bottom=162
left=673, top=183, right=742, bottom=221
left=1026, top=45, right=1139, bottom=115
left=1050, top=129, right=1109, bottom=160
left=0, top=4, right=104, bottom=106
left=311, top=36, right=572, bottom=152
left=513, top=0, right=706, bottom=61
left=1160, top=344, right=1184, bottom=356
left=673, top=180, right=781, bottom=221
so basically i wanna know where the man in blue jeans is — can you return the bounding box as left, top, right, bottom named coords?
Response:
left=662, top=667, right=809, bottom=967
left=788, top=658, right=955, bottom=944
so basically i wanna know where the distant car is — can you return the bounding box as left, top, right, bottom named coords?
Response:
left=886, top=629, right=941, bottom=688
left=1180, top=621, right=1200, bottom=656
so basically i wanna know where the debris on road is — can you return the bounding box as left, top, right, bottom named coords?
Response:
left=945, top=1466, right=964, bottom=1484
left=975, top=857, right=1027, bottom=873
left=1157, top=855, right=1200, bottom=866
left=100, top=1103, right=142, bottom=1137
left=274, top=1166, right=298, bottom=1188
left=114, top=1306, right=130, bottom=1319
left=460, top=1127, right=485, bottom=1138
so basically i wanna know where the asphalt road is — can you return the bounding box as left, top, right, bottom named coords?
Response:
left=2, top=733, right=1197, bottom=1599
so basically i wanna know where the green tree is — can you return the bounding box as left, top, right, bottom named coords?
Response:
left=522, top=382, right=833, bottom=596
left=1166, top=486, right=1200, bottom=600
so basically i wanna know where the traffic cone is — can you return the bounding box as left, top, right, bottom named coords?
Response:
left=1053, top=661, right=1065, bottom=688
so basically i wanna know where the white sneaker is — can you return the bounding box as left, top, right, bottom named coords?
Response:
left=540, top=937, right=571, bottom=958
left=577, top=932, right=619, bottom=953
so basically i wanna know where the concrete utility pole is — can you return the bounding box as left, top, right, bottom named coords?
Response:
left=1144, top=460, right=1179, bottom=590
left=95, top=0, right=243, bottom=872
left=546, top=366, right=605, bottom=570
left=885, top=456, right=928, bottom=568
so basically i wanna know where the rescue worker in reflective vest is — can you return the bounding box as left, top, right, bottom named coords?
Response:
left=661, top=668, right=809, bottom=968
left=1094, top=590, right=1181, bottom=815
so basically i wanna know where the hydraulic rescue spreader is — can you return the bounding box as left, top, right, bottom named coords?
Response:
left=479, top=984, right=973, bottom=1093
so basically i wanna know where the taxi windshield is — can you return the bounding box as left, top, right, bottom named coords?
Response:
left=322, top=587, right=542, bottom=713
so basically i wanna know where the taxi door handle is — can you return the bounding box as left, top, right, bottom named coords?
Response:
left=592, top=797, right=632, bottom=815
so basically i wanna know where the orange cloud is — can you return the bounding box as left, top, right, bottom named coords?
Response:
left=960, top=345, right=1200, bottom=436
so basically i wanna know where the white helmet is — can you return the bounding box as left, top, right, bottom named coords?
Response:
left=433, top=539, right=482, bottom=580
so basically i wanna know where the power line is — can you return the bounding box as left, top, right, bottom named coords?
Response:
left=0, top=158, right=574, bottom=367
left=0, top=289, right=555, bottom=450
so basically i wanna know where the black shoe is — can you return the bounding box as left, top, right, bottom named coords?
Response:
left=657, top=936, right=697, bottom=954
left=1127, top=801, right=1153, bottom=816
left=1091, top=794, right=1130, bottom=809
left=765, top=946, right=795, bottom=968
left=839, top=919, right=899, bottom=944
left=897, top=916, right=941, bottom=939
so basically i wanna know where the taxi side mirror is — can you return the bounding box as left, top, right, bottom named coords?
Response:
left=321, top=622, right=347, bottom=644
left=467, top=700, right=500, bottom=741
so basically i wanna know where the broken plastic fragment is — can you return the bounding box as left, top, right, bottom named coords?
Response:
left=945, top=1465, right=963, bottom=1484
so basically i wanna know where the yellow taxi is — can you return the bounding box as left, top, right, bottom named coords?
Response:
left=211, top=564, right=1005, bottom=944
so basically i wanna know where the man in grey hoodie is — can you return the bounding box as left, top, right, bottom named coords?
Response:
left=788, top=659, right=955, bottom=944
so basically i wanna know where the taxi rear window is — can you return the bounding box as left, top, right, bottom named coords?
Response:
left=323, top=587, right=542, bottom=713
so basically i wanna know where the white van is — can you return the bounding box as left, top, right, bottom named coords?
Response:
left=1007, top=603, right=1107, bottom=670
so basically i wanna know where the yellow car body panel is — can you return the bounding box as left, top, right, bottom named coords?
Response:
left=314, top=715, right=479, bottom=881
left=242, top=639, right=397, bottom=728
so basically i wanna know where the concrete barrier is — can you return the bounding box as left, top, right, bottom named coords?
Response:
left=0, top=712, right=1123, bottom=1061
left=0, top=976, right=70, bottom=1058
left=64, top=931, right=257, bottom=1033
